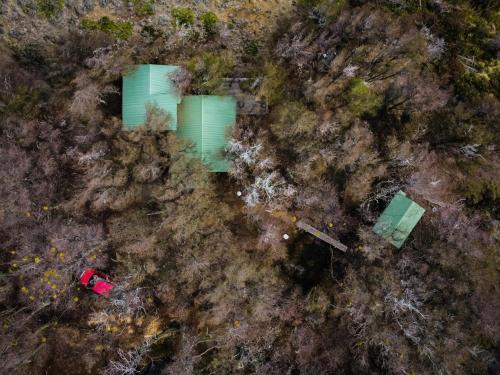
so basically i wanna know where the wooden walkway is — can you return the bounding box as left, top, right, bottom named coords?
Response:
left=296, top=220, right=348, bottom=253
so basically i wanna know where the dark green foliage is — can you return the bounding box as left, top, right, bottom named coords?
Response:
left=428, top=105, right=493, bottom=146
left=171, top=7, right=194, bottom=27
left=454, top=63, right=500, bottom=101
left=141, top=25, right=162, bottom=40
left=419, top=2, right=499, bottom=103
left=81, top=17, right=133, bottom=40
left=381, top=0, right=421, bottom=15
left=36, top=0, right=64, bottom=18
left=243, top=40, right=260, bottom=57
left=464, top=179, right=500, bottom=219
left=13, top=43, right=46, bottom=71
left=201, top=12, right=219, bottom=35
left=297, top=0, right=321, bottom=7
left=455, top=72, right=491, bottom=100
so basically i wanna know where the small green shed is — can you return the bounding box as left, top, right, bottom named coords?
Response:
left=122, top=64, right=181, bottom=130
left=177, top=96, right=236, bottom=172
left=373, top=191, right=425, bottom=248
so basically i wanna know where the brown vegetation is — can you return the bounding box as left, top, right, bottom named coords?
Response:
left=0, top=0, right=499, bottom=374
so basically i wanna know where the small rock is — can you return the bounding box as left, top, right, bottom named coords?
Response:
left=158, top=15, right=169, bottom=25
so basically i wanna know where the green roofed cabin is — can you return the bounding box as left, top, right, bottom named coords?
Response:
left=122, top=64, right=181, bottom=130
left=373, top=191, right=425, bottom=248
left=177, top=96, right=236, bottom=172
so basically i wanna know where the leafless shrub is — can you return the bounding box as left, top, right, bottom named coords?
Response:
left=6, top=217, right=107, bottom=309
left=227, top=138, right=263, bottom=169
left=109, top=287, right=147, bottom=318
left=360, top=180, right=403, bottom=221
left=0, top=306, right=51, bottom=373
left=343, top=64, right=359, bottom=78
left=457, top=144, right=484, bottom=159
left=422, top=26, right=446, bottom=60
left=84, top=41, right=132, bottom=82
left=70, top=75, right=118, bottom=123
left=76, top=142, right=108, bottom=165
left=336, top=121, right=377, bottom=170
left=132, top=162, right=163, bottom=183
left=228, top=128, right=295, bottom=210
left=144, top=103, right=172, bottom=131
left=165, top=332, right=199, bottom=375
left=87, top=311, right=114, bottom=334
left=357, top=226, right=390, bottom=261
left=275, top=24, right=315, bottom=72
left=103, top=339, right=152, bottom=375
left=434, top=205, right=493, bottom=256
left=243, top=171, right=296, bottom=208
left=256, top=221, right=288, bottom=260
left=168, top=67, right=192, bottom=97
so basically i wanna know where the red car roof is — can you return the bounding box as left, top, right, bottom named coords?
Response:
left=80, top=268, right=96, bottom=285
left=79, top=268, right=115, bottom=297
left=92, top=280, right=114, bottom=297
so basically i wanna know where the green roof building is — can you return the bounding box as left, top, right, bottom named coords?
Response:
left=373, top=191, right=425, bottom=248
left=122, top=64, right=181, bottom=130
left=177, top=95, right=236, bottom=172
left=122, top=65, right=237, bottom=172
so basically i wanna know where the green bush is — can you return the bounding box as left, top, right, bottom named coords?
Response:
left=3, top=87, right=41, bottom=119
left=271, top=101, right=318, bottom=143
left=186, top=51, right=235, bottom=94
left=201, top=12, right=219, bottom=35
left=454, top=61, right=500, bottom=101
left=13, top=43, right=46, bottom=71
left=171, top=7, right=194, bottom=27
left=346, top=78, right=382, bottom=116
left=81, top=17, right=133, bottom=40
left=258, top=63, right=286, bottom=106
left=130, top=0, right=154, bottom=17
left=141, top=25, right=162, bottom=39
left=464, top=179, right=500, bottom=219
left=428, top=104, right=493, bottom=147
left=36, top=0, right=64, bottom=18
left=243, top=40, right=260, bottom=57
left=455, top=72, right=491, bottom=101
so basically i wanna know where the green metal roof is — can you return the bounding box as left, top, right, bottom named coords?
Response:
left=373, top=191, right=425, bottom=248
left=177, top=96, right=236, bottom=172
left=122, top=64, right=181, bottom=130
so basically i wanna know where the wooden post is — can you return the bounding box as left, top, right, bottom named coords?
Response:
left=296, top=220, right=348, bottom=253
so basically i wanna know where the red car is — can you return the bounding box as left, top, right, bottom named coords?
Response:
left=79, top=268, right=115, bottom=298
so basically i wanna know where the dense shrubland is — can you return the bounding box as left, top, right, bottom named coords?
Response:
left=0, top=0, right=498, bottom=374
